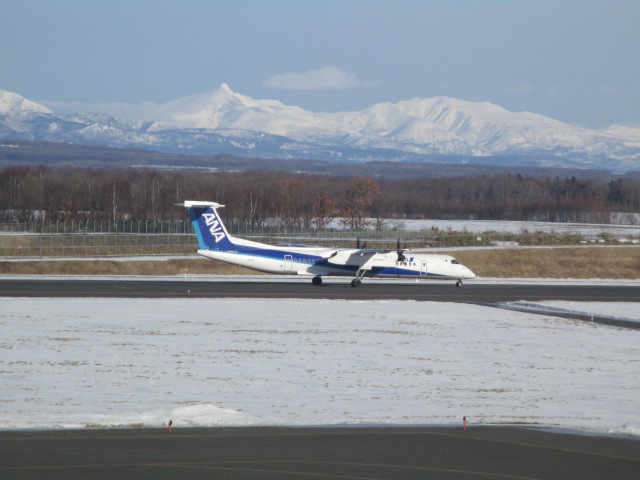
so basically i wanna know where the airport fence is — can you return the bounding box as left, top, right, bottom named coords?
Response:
left=1, top=218, right=636, bottom=258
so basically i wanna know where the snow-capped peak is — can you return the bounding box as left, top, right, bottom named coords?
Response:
left=157, top=83, right=266, bottom=128
left=0, top=90, right=53, bottom=115
left=154, top=84, right=317, bottom=132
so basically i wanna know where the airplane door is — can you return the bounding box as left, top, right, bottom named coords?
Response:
left=420, top=260, right=428, bottom=276
left=284, top=255, right=293, bottom=271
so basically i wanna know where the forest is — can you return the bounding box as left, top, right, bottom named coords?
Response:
left=1, top=165, right=639, bottom=229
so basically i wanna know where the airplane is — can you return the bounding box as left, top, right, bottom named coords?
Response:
left=183, top=200, right=476, bottom=287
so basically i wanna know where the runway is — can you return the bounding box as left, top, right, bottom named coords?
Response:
left=2, top=426, right=639, bottom=480
left=1, top=276, right=639, bottom=302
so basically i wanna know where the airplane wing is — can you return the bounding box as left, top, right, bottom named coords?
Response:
left=324, top=249, right=396, bottom=270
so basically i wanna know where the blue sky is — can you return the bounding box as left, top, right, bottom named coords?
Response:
left=2, top=0, right=638, bottom=128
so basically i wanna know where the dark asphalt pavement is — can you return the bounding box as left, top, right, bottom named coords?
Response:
left=1, top=426, right=639, bottom=480
left=1, top=277, right=639, bottom=303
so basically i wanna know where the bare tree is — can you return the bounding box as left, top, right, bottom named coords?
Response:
left=343, top=177, right=381, bottom=230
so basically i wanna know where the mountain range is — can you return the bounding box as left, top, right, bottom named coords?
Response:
left=1, top=84, right=639, bottom=172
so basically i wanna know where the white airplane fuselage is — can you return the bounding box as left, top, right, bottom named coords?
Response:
left=185, top=201, right=476, bottom=287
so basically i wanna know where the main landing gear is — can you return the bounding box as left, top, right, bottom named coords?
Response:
left=350, top=269, right=367, bottom=288
left=456, top=280, right=463, bottom=287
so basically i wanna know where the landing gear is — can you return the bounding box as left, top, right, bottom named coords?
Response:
left=350, top=268, right=368, bottom=288
left=456, top=280, right=463, bottom=287
left=312, top=276, right=323, bottom=286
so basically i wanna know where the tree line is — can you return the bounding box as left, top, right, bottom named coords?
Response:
left=1, top=166, right=639, bottom=228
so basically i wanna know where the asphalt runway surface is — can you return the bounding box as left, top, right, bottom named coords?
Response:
left=2, top=277, right=639, bottom=303
left=2, top=276, right=639, bottom=478
left=2, top=426, right=639, bottom=480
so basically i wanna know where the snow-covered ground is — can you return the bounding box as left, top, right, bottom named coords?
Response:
left=2, top=294, right=638, bottom=436
left=383, top=219, right=640, bottom=237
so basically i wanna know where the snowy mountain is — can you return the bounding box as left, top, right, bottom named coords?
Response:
left=0, top=90, right=53, bottom=115
left=1, top=86, right=639, bottom=171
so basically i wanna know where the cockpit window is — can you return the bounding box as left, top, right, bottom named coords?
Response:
left=451, top=259, right=460, bottom=264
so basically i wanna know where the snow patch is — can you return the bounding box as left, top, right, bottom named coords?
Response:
left=1, top=297, right=638, bottom=435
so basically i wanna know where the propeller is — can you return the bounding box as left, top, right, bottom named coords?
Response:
left=396, top=238, right=406, bottom=262
left=356, top=237, right=367, bottom=249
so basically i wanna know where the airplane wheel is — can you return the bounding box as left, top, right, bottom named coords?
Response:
left=456, top=280, right=463, bottom=287
left=312, top=276, right=323, bottom=286
left=351, top=279, right=361, bottom=288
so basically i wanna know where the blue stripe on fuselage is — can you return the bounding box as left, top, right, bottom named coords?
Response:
left=374, top=266, right=448, bottom=278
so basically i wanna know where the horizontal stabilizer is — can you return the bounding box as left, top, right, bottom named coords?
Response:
left=182, top=201, right=225, bottom=209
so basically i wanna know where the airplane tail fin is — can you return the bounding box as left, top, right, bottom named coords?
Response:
left=183, top=201, right=236, bottom=251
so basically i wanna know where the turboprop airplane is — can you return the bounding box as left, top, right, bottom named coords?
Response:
left=184, top=201, right=476, bottom=287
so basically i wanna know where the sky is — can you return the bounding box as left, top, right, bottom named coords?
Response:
left=1, top=0, right=639, bottom=128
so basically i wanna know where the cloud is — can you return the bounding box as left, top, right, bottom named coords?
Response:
left=265, top=66, right=372, bottom=90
